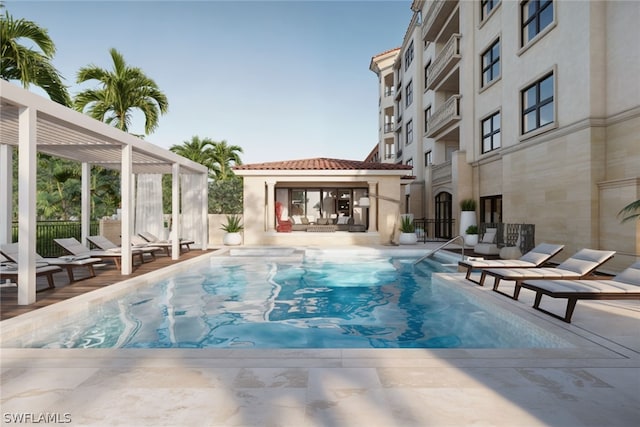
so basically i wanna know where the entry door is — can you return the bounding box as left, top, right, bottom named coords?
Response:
left=435, top=192, right=452, bottom=239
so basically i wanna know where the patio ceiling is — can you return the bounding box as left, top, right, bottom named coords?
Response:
left=0, top=81, right=207, bottom=175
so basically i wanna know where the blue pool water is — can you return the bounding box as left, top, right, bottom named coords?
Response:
left=11, top=254, right=569, bottom=349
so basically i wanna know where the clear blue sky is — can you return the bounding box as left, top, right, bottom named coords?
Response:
left=6, top=0, right=412, bottom=164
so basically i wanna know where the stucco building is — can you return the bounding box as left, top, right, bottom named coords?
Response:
left=233, top=158, right=413, bottom=246
left=370, top=0, right=640, bottom=269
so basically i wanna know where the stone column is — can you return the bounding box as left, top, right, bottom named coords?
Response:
left=368, top=181, right=378, bottom=232
left=266, top=180, right=276, bottom=232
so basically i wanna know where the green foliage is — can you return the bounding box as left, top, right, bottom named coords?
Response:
left=399, top=215, right=415, bottom=233
left=74, top=48, right=168, bottom=135
left=465, top=225, right=479, bottom=234
left=460, top=199, right=476, bottom=211
left=618, top=199, right=640, bottom=223
left=220, top=214, right=243, bottom=233
left=208, top=176, right=243, bottom=214
left=170, top=136, right=243, bottom=181
left=0, top=10, right=72, bottom=106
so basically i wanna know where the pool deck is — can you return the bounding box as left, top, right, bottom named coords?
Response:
left=1, top=245, right=639, bottom=426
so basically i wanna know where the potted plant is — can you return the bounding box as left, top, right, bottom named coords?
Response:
left=398, top=214, right=418, bottom=245
left=464, top=224, right=479, bottom=246
left=221, top=214, right=243, bottom=246
left=459, top=198, right=477, bottom=238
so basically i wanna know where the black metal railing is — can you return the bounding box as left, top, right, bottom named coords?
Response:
left=413, top=218, right=456, bottom=242
left=479, top=222, right=535, bottom=254
left=11, top=221, right=100, bottom=257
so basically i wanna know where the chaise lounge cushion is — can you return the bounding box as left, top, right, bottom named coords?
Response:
left=519, top=261, right=640, bottom=322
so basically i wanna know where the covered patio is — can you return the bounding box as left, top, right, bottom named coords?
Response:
left=233, top=158, right=413, bottom=246
left=0, top=81, right=209, bottom=305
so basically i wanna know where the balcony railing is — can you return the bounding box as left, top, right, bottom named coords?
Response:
left=427, top=34, right=461, bottom=90
left=384, top=123, right=395, bottom=133
left=431, top=160, right=452, bottom=185
left=422, top=0, right=458, bottom=42
left=426, top=95, right=461, bottom=138
left=384, top=87, right=395, bottom=97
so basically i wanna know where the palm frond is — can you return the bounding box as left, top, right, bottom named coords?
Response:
left=618, top=200, right=640, bottom=223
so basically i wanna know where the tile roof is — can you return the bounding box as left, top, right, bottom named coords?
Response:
left=233, top=157, right=413, bottom=171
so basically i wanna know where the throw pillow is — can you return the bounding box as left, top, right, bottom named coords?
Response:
left=481, top=228, right=497, bottom=243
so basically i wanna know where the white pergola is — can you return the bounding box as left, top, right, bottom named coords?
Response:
left=0, top=80, right=209, bottom=305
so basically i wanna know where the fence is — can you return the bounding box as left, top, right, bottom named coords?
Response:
left=478, top=223, right=535, bottom=254
left=413, top=218, right=456, bottom=242
left=10, top=221, right=100, bottom=257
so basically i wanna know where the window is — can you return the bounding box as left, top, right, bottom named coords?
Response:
left=424, top=61, right=431, bottom=87
left=522, top=0, right=553, bottom=46
left=481, top=39, right=500, bottom=87
left=481, top=0, right=500, bottom=21
left=522, top=73, right=554, bottom=134
left=406, top=120, right=413, bottom=145
left=480, top=195, right=502, bottom=223
left=481, top=112, right=501, bottom=153
left=424, top=106, right=431, bottom=133
left=424, top=150, right=433, bottom=166
left=404, top=41, right=414, bottom=70
left=405, top=80, right=413, bottom=107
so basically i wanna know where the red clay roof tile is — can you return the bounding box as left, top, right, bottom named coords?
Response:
left=233, top=157, right=412, bottom=171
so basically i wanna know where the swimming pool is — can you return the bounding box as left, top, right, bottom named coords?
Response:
left=4, top=250, right=570, bottom=349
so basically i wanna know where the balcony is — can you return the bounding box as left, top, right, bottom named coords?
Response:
left=427, top=34, right=461, bottom=91
left=432, top=160, right=452, bottom=186
left=384, top=123, right=395, bottom=134
left=384, top=87, right=395, bottom=97
left=422, top=0, right=458, bottom=42
left=426, top=95, right=461, bottom=138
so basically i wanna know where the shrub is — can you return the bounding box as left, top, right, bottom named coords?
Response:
left=460, top=199, right=476, bottom=211
left=399, top=215, right=415, bottom=233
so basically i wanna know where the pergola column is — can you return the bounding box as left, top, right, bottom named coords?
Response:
left=120, top=144, right=133, bottom=274
left=17, top=107, right=37, bottom=305
left=0, top=144, right=12, bottom=244
left=266, top=180, right=275, bottom=232
left=368, top=181, right=378, bottom=232
left=171, top=163, right=180, bottom=259
left=200, top=173, right=209, bottom=249
left=81, top=162, right=91, bottom=246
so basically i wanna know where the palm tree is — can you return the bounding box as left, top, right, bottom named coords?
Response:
left=169, top=136, right=216, bottom=171
left=210, top=140, right=243, bottom=181
left=0, top=10, right=71, bottom=106
left=618, top=200, right=640, bottom=223
left=74, top=48, right=168, bottom=135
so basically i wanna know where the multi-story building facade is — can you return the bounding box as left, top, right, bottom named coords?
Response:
left=371, top=0, right=640, bottom=269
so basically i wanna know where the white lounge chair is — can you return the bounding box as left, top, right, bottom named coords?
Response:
left=520, top=261, right=640, bottom=322
left=87, top=235, right=161, bottom=261
left=138, top=231, right=193, bottom=255
left=459, top=243, right=565, bottom=285
left=1, top=242, right=101, bottom=283
left=483, top=248, right=616, bottom=299
left=0, top=245, right=63, bottom=290
left=55, top=237, right=144, bottom=270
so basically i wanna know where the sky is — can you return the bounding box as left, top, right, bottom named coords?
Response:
left=6, top=0, right=413, bottom=164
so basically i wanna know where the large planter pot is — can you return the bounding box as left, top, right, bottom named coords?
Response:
left=459, top=211, right=477, bottom=237
left=464, top=234, right=478, bottom=246
left=223, top=232, right=242, bottom=246
left=398, top=232, right=418, bottom=245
